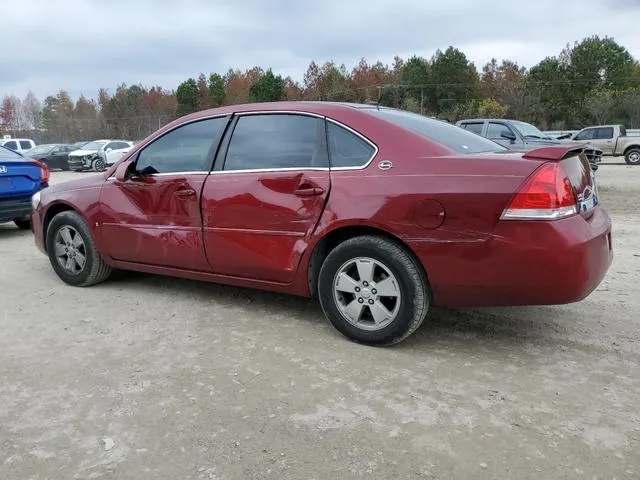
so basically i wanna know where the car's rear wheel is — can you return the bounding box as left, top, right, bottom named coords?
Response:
left=625, top=148, right=640, bottom=165
left=46, top=211, right=112, bottom=287
left=93, top=158, right=106, bottom=172
left=14, top=217, right=31, bottom=230
left=317, top=235, right=429, bottom=346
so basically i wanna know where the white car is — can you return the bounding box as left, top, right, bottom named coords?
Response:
left=105, top=144, right=134, bottom=166
left=67, top=140, right=134, bottom=172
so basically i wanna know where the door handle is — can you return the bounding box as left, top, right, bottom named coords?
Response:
left=174, top=188, right=196, bottom=197
left=294, top=186, right=324, bottom=196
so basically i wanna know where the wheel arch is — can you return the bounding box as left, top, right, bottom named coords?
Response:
left=307, top=224, right=430, bottom=299
left=42, top=202, right=81, bottom=253
left=623, top=144, right=640, bottom=155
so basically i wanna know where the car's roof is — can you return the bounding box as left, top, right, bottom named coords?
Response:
left=181, top=101, right=383, bottom=121
left=457, top=118, right=524, bottom=123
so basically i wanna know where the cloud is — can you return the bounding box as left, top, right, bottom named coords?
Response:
left=1, top=0, right=638, bottom=100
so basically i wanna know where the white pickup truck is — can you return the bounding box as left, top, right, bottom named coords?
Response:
left=564, top=124, right=640, bottom=165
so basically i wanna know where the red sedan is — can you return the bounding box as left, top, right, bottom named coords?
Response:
left=31, top=102, right=613, bottom=345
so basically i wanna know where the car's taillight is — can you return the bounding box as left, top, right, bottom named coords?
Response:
left=34, top=160, right=50, bottom=184
left=501, top=162, right=577, bottom=220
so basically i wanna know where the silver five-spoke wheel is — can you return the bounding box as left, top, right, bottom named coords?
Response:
left=333, top=256, right=401, bottom=331
left=54, top=225, right=87, bottom=275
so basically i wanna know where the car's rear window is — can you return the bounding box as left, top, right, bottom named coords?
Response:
left=0, top=145, right=23, bottom=159
left=364, top=108, right=506, bottom=154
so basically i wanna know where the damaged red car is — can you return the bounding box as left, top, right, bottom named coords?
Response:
left=31, top=102, right=613, bottom=345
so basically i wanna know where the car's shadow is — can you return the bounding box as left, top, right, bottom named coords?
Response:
left=105, top=270, right=571, bottom=350
left=0, top=223, right=29, bottom=238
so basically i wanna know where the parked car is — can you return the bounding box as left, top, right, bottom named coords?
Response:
left=456, top=118, right=602, bottom=171
left=562, top=125, right=640, bottom=165
left=104, top=143, right=134, bottom=167
left=1, top=145, right=49, bottom=229
left=24, top=144, right=77, bottom=170
left=67, top=140, right=133, bottom=172
left=31, top=102, right=612, bottom=346
left=0, top=138, right=36, bottom=153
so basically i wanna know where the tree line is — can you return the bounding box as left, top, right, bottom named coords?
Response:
left=1, top=35, right=639, bottom=143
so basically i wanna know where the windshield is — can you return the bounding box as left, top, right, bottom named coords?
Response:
left=511, top=121, right=549, bottom=139
left=364, top=108, right=506, bottom=154
left=27, top=144, right=55, bottom=155
left=81, top=141, right=107, bottom=151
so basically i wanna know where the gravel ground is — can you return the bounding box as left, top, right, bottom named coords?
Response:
left=1, top=161, right=639, bottom=479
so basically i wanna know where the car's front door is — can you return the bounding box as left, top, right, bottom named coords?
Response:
left=486, top=121, right=520, bottom=148
left=591, top=126, right=615, bottom=155
left=201, top=112, right=330, bottom=283
left=99, top=116, right=230, bottom=270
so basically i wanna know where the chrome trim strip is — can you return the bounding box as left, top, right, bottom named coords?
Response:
left=235, top=110, right=325, bottom=119
left=209, top=167, right=329, bottom=175
left=106, top=110, right=380, bottom=179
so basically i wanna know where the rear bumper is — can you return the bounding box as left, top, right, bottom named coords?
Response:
left=413, top=206, right=613, bottom=307
left=0, top=197, right=32, bottom=222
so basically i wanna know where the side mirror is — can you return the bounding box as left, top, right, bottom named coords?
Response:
left=114, top=159, right=133, bottom=181
left=105, top=148, right=112, bottom=153
left=501, top=131, right=517, bottom=141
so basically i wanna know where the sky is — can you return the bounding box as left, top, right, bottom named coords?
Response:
left=1, top=0, right=639, bottom=101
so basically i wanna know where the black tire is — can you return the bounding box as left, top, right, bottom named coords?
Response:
left=46, top=211, right=112, bottom=287
left=14, top=218, right=31, bottom=230
left=93, top=158, right=106, bottom=172
left=624, top=148, right=640, bottom=165
left=317, top=235, right=430, bottom=346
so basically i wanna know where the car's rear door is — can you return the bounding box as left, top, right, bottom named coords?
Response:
left=201, top=112, right=330, bottom=283
left=99, top=116, right=230, bottom=270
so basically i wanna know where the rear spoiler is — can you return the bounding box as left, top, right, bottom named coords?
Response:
left=521, top=145, right=586, bottom=161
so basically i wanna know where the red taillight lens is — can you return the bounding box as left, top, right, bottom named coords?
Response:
left=501, top=162, right=577, bottom=220
left=34, top=160, right=50, bottom=184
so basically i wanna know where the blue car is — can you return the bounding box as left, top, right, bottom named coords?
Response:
left=0, top=145, right=50, bottom=230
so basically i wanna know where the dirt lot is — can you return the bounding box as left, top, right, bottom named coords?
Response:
left=1, top=161, right=639, bottom=479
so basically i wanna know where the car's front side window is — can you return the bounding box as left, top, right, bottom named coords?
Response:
left=575, top=129, right=595, bottom=141
left=223, top=113, right=327, bottom=171
left=135, top=117, right=228, bottom=175
left=486, top=122, right=513, bottom=140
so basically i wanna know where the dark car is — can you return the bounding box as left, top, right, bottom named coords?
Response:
left=456, top=118, right=602, bottom=171
left=24, top=144, right=76, bottom=171
left=31, top=102, right=612, bottom=346
left=0, top=145, right=50, bottom=229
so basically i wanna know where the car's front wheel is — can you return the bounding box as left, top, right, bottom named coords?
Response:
left=625, top=148, right=640, bottom=165
left=317, top=235, right=430, bottom=346
left=93, top=158, right=106, bottom=172
left=46, top=211, right=112, bottom=287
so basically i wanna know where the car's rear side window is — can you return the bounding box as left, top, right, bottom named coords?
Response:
left=3, top=141, right=18, bottom=150
left=135, top=117, right=228, bottom=174
left=19, top=140, right=32, bottom=149
left=365, top=108, right=505, bottom=154
left=327, top=121, right=376, bottom=168
left=223, top=114, right=327, bottom=171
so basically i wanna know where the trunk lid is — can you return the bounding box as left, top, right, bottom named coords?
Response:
left=0, top=158, right=43, bottom=197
